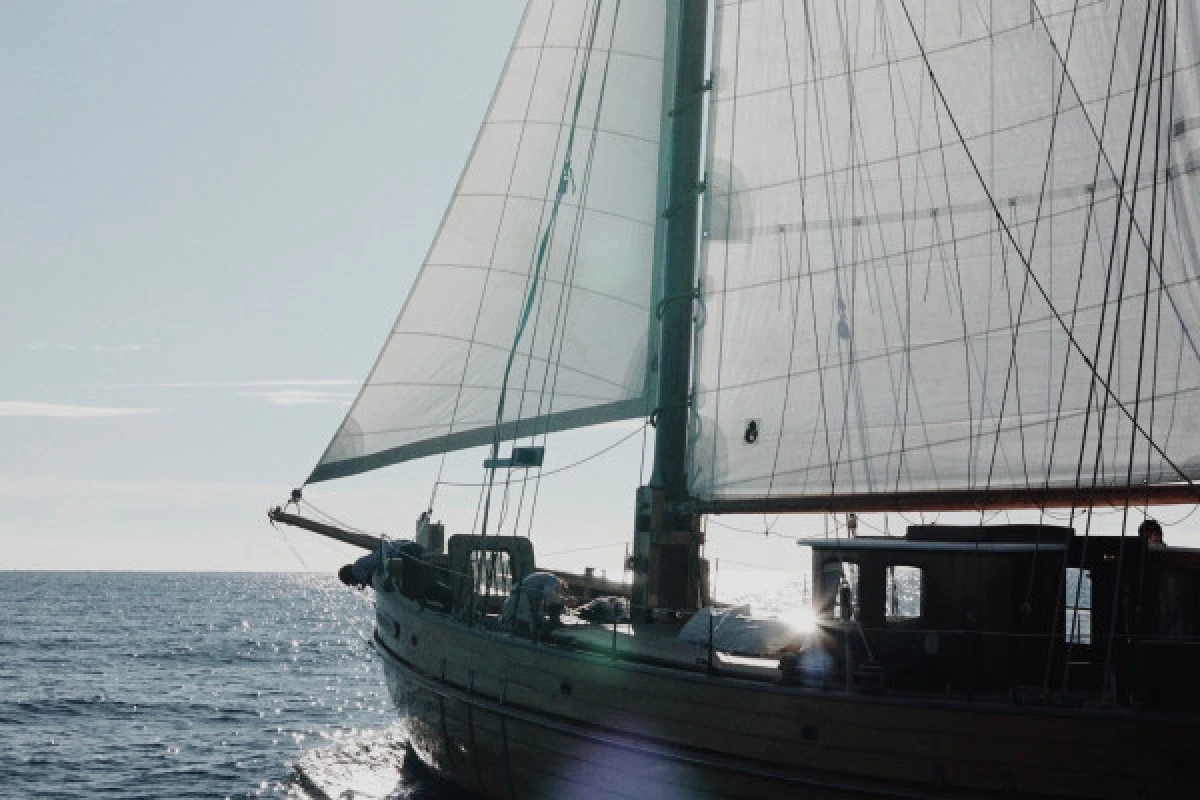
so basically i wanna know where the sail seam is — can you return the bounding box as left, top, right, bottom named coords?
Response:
left=690, top=384, right=1200, bottom=497
left=399, top=266, right=650, bottom=311
left=478, top=119, right=660, bottom=147
left=702, top=93, right=1200, bottom=201
left=702, top=169, right=1197, bottom=245
left=445, top=194, right=656, bottom=228
left=700, top=203, right=1200, bottom=296
left=510, top=43, right=663, bottom=65
left=691, top=282, right=1200, bottom=391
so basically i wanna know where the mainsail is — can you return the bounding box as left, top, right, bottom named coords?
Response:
left=689, top=0, right=1200, bottom=506
left=311, top=0, right=669, bottom=483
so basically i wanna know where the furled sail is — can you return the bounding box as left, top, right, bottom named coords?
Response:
left=311, top=0, right=668, bottom=483
left=690, top=0, right=1200, bottom=505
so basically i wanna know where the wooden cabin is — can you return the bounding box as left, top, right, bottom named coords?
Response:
left=810, top=524, right=1200, bottom=710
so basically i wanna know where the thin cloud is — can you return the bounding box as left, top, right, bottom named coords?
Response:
left=0, top=473, right=406, bottom=507
left=0, top=402, right=160, bottom=418
left=239, top=389, right=355, bottom=407
left=61, top=378, right=359, bottom=408
left=28, top=343, right=145, bottom=352
left=77, top=379, right=357, bottom=389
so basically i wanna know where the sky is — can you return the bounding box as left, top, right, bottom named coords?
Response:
left=1, top=1, right=532, bottom=571
left=0, top=0, right=805, bottom=578
left=4, top=2, right=1195, bottom=577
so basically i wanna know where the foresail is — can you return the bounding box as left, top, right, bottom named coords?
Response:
left=311, top=0, right=668, bottom=484
left=690, top=0, right=1200, bottom=504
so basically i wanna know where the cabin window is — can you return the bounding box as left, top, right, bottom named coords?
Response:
left=1064, top=568, right=1092, bottom=645
left=823, top=561, right=860, bottom=621
left=885, top=566, right=922, bottom=620
left=470, top=550, right=515, bottom=596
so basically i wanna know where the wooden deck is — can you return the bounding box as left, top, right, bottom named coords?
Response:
left=549, top=620, right=783, bottom=683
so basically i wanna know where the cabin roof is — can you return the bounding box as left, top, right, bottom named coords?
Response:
left=799, top=537, right=1068, bottom=554
left=800, top=523, right=1076, bottom=554
left=905, top=523, right=1073, bottom=543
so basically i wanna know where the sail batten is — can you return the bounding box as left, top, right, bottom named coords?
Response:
left=689, top=0, right=1200, bottom=503
left=310, top=0, right=669, bottom=483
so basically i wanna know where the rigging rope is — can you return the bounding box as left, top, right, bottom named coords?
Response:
left=427, top=3, right=559, bottom=518
left=516, top=3, right=623, bottom=540
left=895, top=0, right=1193, bottom=489
left=268, top=518, right=378, bottom=649
left=298, top=499, right=377, bottom=538
left=1102, top=0, right=1175, bottom=700
left=433, top=424, right=647, bottom=489
left=704, top=0, right=744, bottom=497
left=502, top=6, right=601, bottom=540
left=1060, top=0, right=1163, bottom=690
left=1031, top=0, right=1129, bottom=541
left=975, top=0, right=1095, bottom=680
left=539, top=541, right=628, bottom=558
left=474, top=0, right=619, bottom=612
left=979, top=0, right=1088, bottom=512
left=1144, top=0, right=1182, bottom=514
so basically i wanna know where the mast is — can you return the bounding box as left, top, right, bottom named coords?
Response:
left=633, top=0, right=709, bottom=615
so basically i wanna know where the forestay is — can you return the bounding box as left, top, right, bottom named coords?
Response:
left=311, top=0, right=668, bottom=483
left=689, top=0, right=1200, bottom=503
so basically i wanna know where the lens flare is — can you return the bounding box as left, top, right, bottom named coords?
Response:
left=779, top=607, right=817, bottom=633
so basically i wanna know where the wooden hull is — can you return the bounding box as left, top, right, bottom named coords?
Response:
left=373, top=589, right=1198, bottom=799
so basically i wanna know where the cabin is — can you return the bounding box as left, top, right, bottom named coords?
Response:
left=811, top=524, right=1200, bottom=710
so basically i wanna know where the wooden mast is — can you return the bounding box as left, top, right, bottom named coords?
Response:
left=633, top=0, right=709, bottom=615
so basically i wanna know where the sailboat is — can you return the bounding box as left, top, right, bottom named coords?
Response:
left=272, top=0, right=1200, bottom=796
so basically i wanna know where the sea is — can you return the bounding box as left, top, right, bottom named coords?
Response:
left=0, top=572, right=464, bottom=800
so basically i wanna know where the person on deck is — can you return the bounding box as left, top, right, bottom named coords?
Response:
left=502, top=572, right=574, bottom=632
left=337, top=539, right=420, bottom=589
left=1139, top=518, right=1165, bottom=546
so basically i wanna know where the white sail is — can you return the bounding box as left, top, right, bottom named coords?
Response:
left=311, top=0, right=668, bottom=483
left=690, top=0, right=1200, bottom=502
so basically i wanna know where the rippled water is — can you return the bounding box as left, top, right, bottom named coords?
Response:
left=0, top=572, right=456, bottom=799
